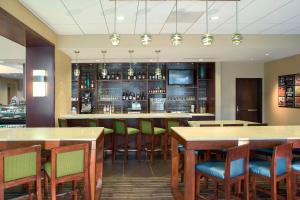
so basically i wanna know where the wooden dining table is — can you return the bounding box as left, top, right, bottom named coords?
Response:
left=188, top=120, right=258, bottom=127
left=171, top=125, right=300, bottom=200
left=0, top=127, right=104, bottom=200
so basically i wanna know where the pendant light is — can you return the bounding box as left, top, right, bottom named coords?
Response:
left=201, top=0, right=214, bottom=46
left=101, top=50, right=108, bottom=78
left=128, top=50, right=134, bottom=76
left=170, top=0, right=183, bottom=46
left=141, top=0, right=152, bottom=46
left=154, top=50, right=161, bottom=77
left=73, top=50, right=80, bottom=77
left=232, top=1, right=243, bottom=46
left=110, top=0, right=120, bottom=46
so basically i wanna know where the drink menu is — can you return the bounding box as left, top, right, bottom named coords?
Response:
left=278, top=74, right=300, bottom=108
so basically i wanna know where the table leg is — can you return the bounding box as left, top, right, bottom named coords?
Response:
left=171, top=137, right=179, bottom=191
left=184, top=149, right=196, bottom=200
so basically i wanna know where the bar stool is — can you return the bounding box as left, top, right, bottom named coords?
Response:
left=164, top=118, right=181, bottom=160
left=250, top=143, right=292, bottom=200
left=195, top=144, right=250, bottom=200
left=0, top=145, right=42, bottom=200
left=58, top=118, right=69, bottom=127
left=112, top=119, right=141, bottom=162
left=139, top=119, right=166, bottom=162
left=44, top=143, right=89, bottom=199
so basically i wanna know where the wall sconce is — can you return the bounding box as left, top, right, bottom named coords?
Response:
left=33, top=70, right=47, bottom=97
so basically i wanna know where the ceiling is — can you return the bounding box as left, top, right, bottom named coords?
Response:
left=19, top=0, right=300, bottom=35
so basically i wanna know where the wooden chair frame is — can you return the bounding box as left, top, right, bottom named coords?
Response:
left=139, top=118, right=164, bottom=162
left=251, top=143, right=292, bottom=200
left=112, top=119, right=141, bottom=162
left=44, top=143, right=89, bottom=200
left=0, top=145, right=42, bottom=200
left=292, top=169, right=300, bottom=199
left=196, top=144, right=250, bottom=200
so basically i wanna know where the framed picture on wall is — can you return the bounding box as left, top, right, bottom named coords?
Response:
left=296, top=74, right=300, bottom=86
left=279, top=76, right=286, bottom=86
left=279, top=97, right=285, bottom=107
left=278, top=86, right=285, bottom=97
left=296, top=97, right=300, bottom=108
left=285, top=75, right=295, bottom=86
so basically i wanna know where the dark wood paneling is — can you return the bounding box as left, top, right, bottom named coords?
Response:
left=26, top=46, right=55, bottom=127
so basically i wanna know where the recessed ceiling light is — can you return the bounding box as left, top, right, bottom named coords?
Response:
left=265, top=53, right=270, bottom=56
left=117, top=16, right=125, bottom=21
left=210, top=16, right=219, bottom=21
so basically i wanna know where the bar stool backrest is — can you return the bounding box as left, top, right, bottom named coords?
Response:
left=58, top=119, right=68, bottom=127
left=270, top=143, right=292, bottom=178
left=199, top=124, right=221, bottom=127
left=165, top=119, right=180, bottom=134
left=88, top=119, right=99, bottom=127
left=0, top=145, right=41, bottom=186
left=114, top=119, right=128, bottom=135
left=225, top=144, right=250, bottom=179
left=139, top=119, right=154, bottom=135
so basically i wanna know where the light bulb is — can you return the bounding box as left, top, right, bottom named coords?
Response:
left=232, top=33, right=243, bottom=46
left=110, top=33, right=120, bottom=46
left=171, top=33, right=183, bottom=46
left=201, top=33, right=214, bottom=46
left=141, top=33, right=152, bottom=46
left=74, top=67, right=80, bottom=77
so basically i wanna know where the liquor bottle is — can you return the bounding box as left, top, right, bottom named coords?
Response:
left=162, top=74, right=166, bottom=80
left=128, top=74, right=131, bottom=80
left=125, top=92, right=129, bottom=100
left=149, top=73, right=152, bottom=80
left=90, top=80, right=94, bottom=88
left=103, top=105, right=106, bottom=113
left=133, top=92, right=136, bottom=100
left=81, top=81, right=84, bottom=89
left=138, top=72, right=142, bottom=79
left=136, top=93, right=140, bottom=100
left=107, top=73, right=110, bottom=80
left=122, top=92, right=126, bottom=100
left=111, top=105, right=115, bottom=113
left=133, top=73, right=137, bottom=80
left=142, top=73, right=146, bottom=79
left=116, top=73, right=120, bottom=80
left=111, top=72, right=115, bottom=80
left=86, top=76, right=90, bottom=88
left=129, top=92, right=132, bottom=100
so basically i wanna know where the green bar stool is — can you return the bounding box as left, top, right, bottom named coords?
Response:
left=139, top=119, right=166, bottom=162
left=58, top=118, right=69, bottom=127
left=44, top=143, right=89, bottom=200
left=0, top=145, right=42, bottom=200
left=164, top=119, right=181, bottom=160
left=88, top=119, right=114, bottom=160
left=113, top=119, right=141, bottom=162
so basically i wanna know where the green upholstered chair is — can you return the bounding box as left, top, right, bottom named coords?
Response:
left=0, top=145, right=42, bottom=200
left=164, top=119, right=181, bottom=159
left=58, top=118, right=69, bottom=127
left=113, top=119, right=141, bottom=162
left=88, top=119, right=114, bottom=135
left=44, top=143, right=89, bottom=200
left=139, top=119, right=166, bottom=162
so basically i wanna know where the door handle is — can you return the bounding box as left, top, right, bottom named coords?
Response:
left=248, top=109, right=258, bottom=112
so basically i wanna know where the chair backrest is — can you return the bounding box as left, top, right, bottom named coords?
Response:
left=139, top=119, right=154, bottom=135
left=58, top=118, right=68, bottom=127
left=199, top=124, right=221, bottom=127
left=224, top=144, right=250, bottom=179
left=0, top=145, right=41, bottom=186
left=247, top=123, right=268, bottom=126
left=165, top=119, right=180, bottom=134
left=270, top=143, right=292, bottom=178
left=113, top=119, right=128, bottom=135
left=51, top=143, right=89, bottom=179
left=223, top=124, right=244, bottom=127
left=88, top=119, right=99, bottom=127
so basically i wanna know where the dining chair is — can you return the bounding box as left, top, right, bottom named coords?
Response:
left=113, top=119, right=141, bottom=162
left=195, top=144, right=250, bottom=200
left=250, top=143, right=293, bottom=200
left=0, top=145, right=42, bottom=200
left=139, top=119, right=166, bottom=162
left=44, top=143, right=89, bottom=200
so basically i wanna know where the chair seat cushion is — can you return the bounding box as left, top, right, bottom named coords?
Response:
left=127, top=127, right=139, bottom=135
left=250, top=158, right=287, bottom=177
left=292, top=161, right=300, bottom=171
left=104, top=128, right=114, bottom=135
left=196, top=159, right=244, bottom=179
left=154, top=127, right=166, bottom=135
left=255, top=148, right=273, bottom=155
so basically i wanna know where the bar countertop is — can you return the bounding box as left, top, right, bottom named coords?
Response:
left=0, top=127, right=104, bottom=141
left=60, top=113, right=215, bottom=119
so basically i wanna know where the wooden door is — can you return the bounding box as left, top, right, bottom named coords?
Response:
left=236, top=78, right=262, bottom=123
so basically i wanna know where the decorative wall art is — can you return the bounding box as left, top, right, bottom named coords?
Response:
left=278, top=74, right=300, bottom=108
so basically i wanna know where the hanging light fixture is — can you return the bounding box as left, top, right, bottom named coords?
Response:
left=201, top=0, right=214, bottom=46
left=232, top=1, right=243, bottom=46
left=73, top=50, right=80, bottom=77
left=141, top=0, right=152, bottom=45
left=101, top=50, right=108, bottom=78
left=128, top=50, right=134, bottom=76
left=110, top=0, right=120, bottom=46
left=170, top=0, right=183, bottom=46
left=154, top=50, right=161, bottom=77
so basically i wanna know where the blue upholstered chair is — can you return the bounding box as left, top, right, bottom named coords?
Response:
left=195, top=144, right=250, bottom=200
left=250, top=143, right=292, bottom=200
left=291, top=159, right=300, bottom=198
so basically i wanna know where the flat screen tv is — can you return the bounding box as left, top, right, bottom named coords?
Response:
left=168, top=69, right=194, bottom=85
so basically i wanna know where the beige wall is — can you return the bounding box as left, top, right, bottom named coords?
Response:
left=264, top=54, right=300, bottom=125
left=220, top=62, right=264, bottom=120
left=55, top=49, right=71, bottom=126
